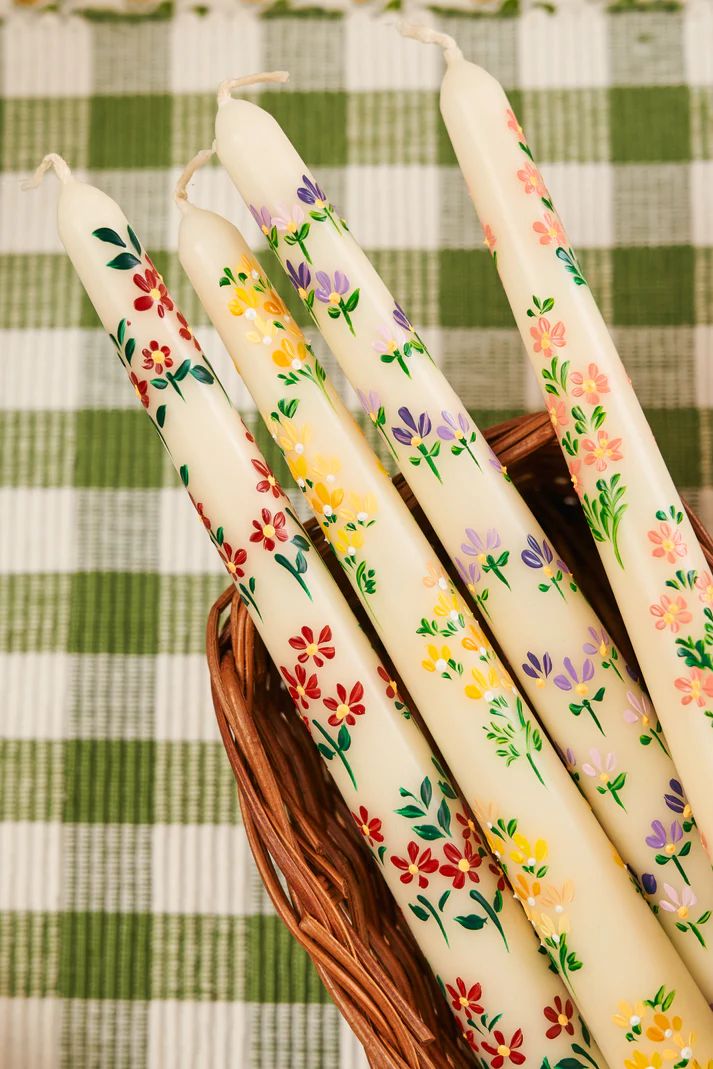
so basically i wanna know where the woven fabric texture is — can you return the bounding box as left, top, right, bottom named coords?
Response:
left=1, top=4, right=712, bottom=1067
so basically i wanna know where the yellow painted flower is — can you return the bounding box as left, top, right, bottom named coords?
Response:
left=540, top=880, right=574, bottom=914
left=536, top=911, right=570, bottom=945
left=309, top=481, right=344, bottom=522
left=239, top=253, right=264, bottom=281
left=229, top=284, right=260, bottom=318
left=666, top=1032, right=696, bottom=1065
left=512, top=874, right=542, bottom=915
left=423, top=563, right=450, bottom=592
left=461, top=623, right=489, bottom=654
left=647, top=1013, right=683, bottom=1044
left=272, top=337, right=309, bottom=371
left=246, top=313, right=280, bottom=347
left=332, top=526, right=364, bottom=558
left=509, top=833, right=548, bottom=869
left=625, top=1051, right=663, bottom=1069
left=263, top=288, right=291, bottom=320
left=341, top=492, right=378, bottom=526
left=433, top=590, right=469, bottom=626
left=422, top=644, right=453, bottom=675
left=613, top=1001, right=646, bottom=1032
left=311, top=454, right=342, bottom=486
left=465, top=665, right=501, bottom=701
left=277, top=421, right=312, bottom=485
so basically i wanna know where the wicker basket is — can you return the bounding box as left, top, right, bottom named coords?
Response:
left=206, top=411, right=713, bottom=1069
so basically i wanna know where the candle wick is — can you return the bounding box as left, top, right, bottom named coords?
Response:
left=216, top=71, right=289, bottom=106
left=397, top=21, right=463, bottom=63
left=21, top=153, right=73, bottom=190
left=175, top=144, right=215, bottom=210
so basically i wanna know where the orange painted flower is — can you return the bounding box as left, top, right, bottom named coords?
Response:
left=483, top=224, right=497, bottom=255
left=649, top=594, right=692, bottom=633
left=570, top=362, right=609, bottom=405
left=582, top=430, right=623, bottom=472
left=532, top=210, right=566, bottom=247
left=506, top=108, right=525, bottom=140
left=530, top=317, right=566, bottom=357
left=675, top=669, right=713, bottom=707
left=568, top=458, right=584, bottom=499
left=546, top=396, right=568, bottom=431
left=648, top=523, right=687, bottom=564
left=695, top=570, right=713, bottom=606
left=517, top=161, right=548, bottom=198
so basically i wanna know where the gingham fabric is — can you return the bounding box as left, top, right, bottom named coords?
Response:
left=2, top=4, right=713, bottom=1067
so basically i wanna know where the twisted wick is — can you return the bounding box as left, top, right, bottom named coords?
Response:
left=398, top=22, right=462, bottom=64
left=217, top=70, right=289, bottom=106
left=175, top=145, right=215, bottom=209
left=21, top=153, right=73, bottom=190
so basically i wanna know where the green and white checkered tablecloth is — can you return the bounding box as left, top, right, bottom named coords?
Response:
left=1, top=3, right=712, bottom=1066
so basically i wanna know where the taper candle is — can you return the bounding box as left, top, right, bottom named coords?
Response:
left=176, top=148, right=713, bottom=1058
left=420, top=24, right=713, bottom=870
left=28, top=154, right=601, bottom=1066
left=211, top=77, right=713, bottom=1005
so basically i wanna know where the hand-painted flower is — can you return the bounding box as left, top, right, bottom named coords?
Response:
left=581, top=749, right=616, bottom=782
left=390, top=841, right=439, bottom=888
left=623, top=690, right=656, bottom=729
left=646, top=1012, right=683, bottom=1044
left=176, top=311, right=200, bottom=350
left=189, top=495, right=212, bottom=531
left=455, top=557, right=481, bottom=596
left=570, top=362, right=609, bottom=405
left=543, top=995, right=575, bottom=1039
left=372, top=322, right=408, bottom=356
left=129, top=372, right=150, bottom=409
left=461, top=1029, right=480, bottom=1053
left=554, top=657, right=595, bottom=697
left=482, top=1028, right=526, bottom=1068
left=356, top=388, right=383, bottom=424
left=506, top=107, right=525, bottom=139
left=423, top=563, right=450, bottom=592
left=512, top=873, right=542, bottom=916
left=482, top=225, right=497, bottom=255
left=333, top=526, right=364, bottom=558
left=440, top=840, right=481, bottom=889
left=648, top=522, right=687, bottom=564
left=437, top=409, right=471, bottom=441
left=540, top=881, right=575, bottom=914
left=249, top=508, right=288, bottom=551
left=695, top=570, right=713, bottom=607
left=392, top=407, right=432, bottom=448
left=252, top=458, right=281, bottom=498
left=315, top=270, right=350, bottom=305
left=228, top=284, right=260, bottom=320
left=141, top=339, right=173, bottom=374
left=456, top=811, right=481, bottom=843
left=352, top=805, right=383, bottom=845
left=289, top=625, right=335, bottom=668
left=308, top=481, right=344, bottom=523
left=133, top=264, right=174, bottom=318
left=521, top=651, right=553, bottom=688
left=568, top=457, right=584, bottom=500
left=664, top=779, right=693, bottom=821
left=485, top=442, right=509, bottom=479
left=625, top=1052, right=663, bottom=1069
left=533, top=210, right=567, bottom=247
left=249, top=205, right=273, bottom=235
left=392, top=302, right=412, bottom=332
left=296, top=174, right=328, bottom=208
left=272, top=337, right=308, bottom=372
left=659, top=882, right=697, bottom=919
left=510, top=833, right=547, bottom=869
left=323, top=681, right=365, bottom=727
left=582, top=429, right=623, bottom=472
left=582, top=626, right=612, bottom=658
left=422, top=644, right=453, bottom=675
left=280, top=663, right=320, bottom=709
left=517, top=160, right=548, bottom=198
left=273, top=203, right=305, bottom=234
left=529, top=316, right=566, bottom=357
left=446, top=977, right=484, bottom=1016
left=465, top=665, right=501, bottom=701
left=546, top=396, right=568, bottom=431
left=613, top=1000, right=646, bottom=1032
left=674, top=668, right=713, bottom=707
left=286, top=260, right=312, bottom=300
left=461, top=623, right=489, bottom=654
left=649, top=593, right=692, bottom=633
left=377, top=665, right=399, bottom=699
left=645, top=819, right=683, bottom=853
left=462, top=527, right=500, bottom=561
left=219, top=542, right=247, bottom=579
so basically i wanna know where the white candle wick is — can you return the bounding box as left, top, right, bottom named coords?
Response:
left=398, top=21, right=462, bottom=64
left=21, top=152, right=72, bottom=190
left=175, top=145, right=215, bottom=211
left=216, top=70, right=289, bottom=107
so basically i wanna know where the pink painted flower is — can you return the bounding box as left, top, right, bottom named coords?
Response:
left=695, top=570, right=713, bottom=607
left=568, top=458, right=584, bottom=500
left=649, top=594, right=692, bottom=633
left=582, top=430, right=623, bottom=472
left=675, top=669, right=713, bottom=708
left=659, top=882, right=697, bottom=919
left=648, top=523, right=687, bottom=564
left=483, top=225, right=497, bottom=255
left=623, top=690, right=656, bottom=729
left=570, top=363, right=609, bottom=405
left=581, top=749, right=616, bottom=782
left=546, top=396, right=568, bottom=431
left=533, top=211, right=566, bottom=247
left=529, top=317, right=566, bottom=357
left=506, top=108, right=525, bottom=140
left=517, top=161, right=548, bottom=198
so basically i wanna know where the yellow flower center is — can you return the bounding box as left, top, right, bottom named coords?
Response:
left=296, top=685, right=305, bottom=697
left=575, top=683, right=589, bottom=697
left=457, top=858, right=470, bottom=873
left=361, top=823, right=369, bottom=836
left=459, top=995, right=469, bottom=1007
left=287, top=221, right=297, bottom=234
left=133, top=383, right=142, bottom=400
left=684, top=804, right=692, bottom=819
left=497, top=1046, right=510, bottom=1058
left=455, top=430, right=464, bottom=440
left=305, top=643, right=318, bottom=656
left=691, top=680, right=702, bottom=698
left=598, top=642, right=607, bottom=656
left=583, top=378, right=596, bottom=394
left=662, top=538, right=675, bottom=553
left=410, top=435, right=422, bottom=447
left=268, top=475, right=276, bottom=486
left=540, top=332, right=551, bottom=349
left=261, top=224, right=270, bottom=235
left=599, top=772, right=609, bottom=784
left=677, top=905, right=689, bottom=919
left=226, top=561, right=237, bottom=574
left=408, top=863, right=419, bottom=876
left=477, top=553, right=487, bottom=565
left=328, top=291, right=340, bottom=305
left=535, top=678, right=546, bottom=688
left=262, top=524, right=275, bottom=539
left=641, top=714, right=650, bottom=727
left=298, top=287, right=308, bottom=300
left=369, top=410, right=378, bottom=423
left=664, top=842, right=676, bottom=855
left=557, top=1014, right=569, bottom=1027
left=335, top=703, right=350, bottom=721
left=149, top=287, right=161, bottom=301
left=543, top=565, right=553, bottom=578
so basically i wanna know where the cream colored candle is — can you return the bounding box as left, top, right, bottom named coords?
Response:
left=421, top=25, right=713, bottom=872
left=28, top=155, right=602, bottom=1067
left=178, top=145, right=713, bottom=1058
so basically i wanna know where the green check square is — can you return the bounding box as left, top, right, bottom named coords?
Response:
left=59, top=911, right=152, bottom=999
left=439, top=250, right=516, bottom=329
left=648, top=408, right=701, bottom=488
left=63, top=739, right=156, bottom=823
left=260, top=90, right=347, bottom=167
left=89, top=95, right=173, bottom=169
left=68, top=572, right=161, bottom=654
left=609, top=86, right=691, bottom=163
left=612, top=246, right=694, bottom=326
left=74, top=410, right=166, bottom=489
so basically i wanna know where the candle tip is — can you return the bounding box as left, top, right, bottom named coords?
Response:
left=217, top=71, right=289, bottom=106
left=175, top=145, right=215, bottom=210
left=21, top=153, right=73, bottom=191
left=397, top=21, right=462, bottom=63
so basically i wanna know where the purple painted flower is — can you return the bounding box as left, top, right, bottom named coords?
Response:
left=437, top=410, right=471, bottom=441
left=641, top=873, right=657, bottom=895
left=665, top=779, right=692, bottom=817
left=315, top=270, right=349, bottom=304
left=554, top=657, right=595, bottom=693
left=356, top=389, right=382, bottom=421
left=249, top=205, right=273, bottom=234
left=522, top=534, right=563, bottom=571
left=455, top=556, right=481, bottom=590
left=461, top=528, right=500, bottom=559
left=583, top=626, right=611, bottom=657
left=626, top=663, right=642, bottom=685
left=522, top=651, right=553, bottom=686
left=646, top=820, right=683, bottom=851
left=486, top=442, right=507, bottom=476
left=563, top=747, right=577, bottom=772
left=286, top=260, right=311, bottom=296
left=391, top=407, right=431, bottom=447
left=393, top=302, right=412, bottom=332
left=297, top=174, right=327, bottom=207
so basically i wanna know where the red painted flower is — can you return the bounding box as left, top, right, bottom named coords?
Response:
left=220, top=542, right=247, bottom=579
left=188, top=494, right=211, bottom=530
left=446, top=977, right=484, bottom=1016
left=488, top=861, right=507, bottom=892
left=482, top=1029, right=526, bottom=1068
left=250, top=508, right=288, bottom=551
left=132, top=264, right=174, bottom=318
left=543, top=995, right=574, bottom=1039
left=323, top=681, right=365, bottom=727
left=177, top=311, right=201, bottom=350
left=289, top=625, right=335, bottom=667
left=142, top=339, right=173, bottom=374
left=390, top=841, right=439, bottom=888
left=440, top=840, right=481, bottom=889
left=352, top=805, right=383, bottom=845
left=280, top=663, right=320, bottom=710
left=377, top=664, right=399, bottom=699
left=252, top=458, right=282, bottom=498
left=129, top=372, right=149, bottom=409
left=456, top=811, right=481, bottom=844
left=461, top=1029, right=480, bottom=1053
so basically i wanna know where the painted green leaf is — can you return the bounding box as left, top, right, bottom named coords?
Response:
left=125, top=337, right=136, bottom=364
left=437, top=798, right=451, bottom=836
left=127, top=225, right=141, bottom=255
left=395, top=804, right=424, bottom=819
left=344, top=289, right=360, bottom=313
left=337, top=725, right=351, bottom=751
left=190, top=364, right=214, bottom=385
left=419, top=777, right=432, bottom=809
left=412, top=824, right=444, bottom=841
left=179, top=465, right=189, bottom=487
left=92, top=227, right=126, bottom=248
left=454, top=914, right=487, bottom=930
left=437, top=890, right=450, bottom=912
left=156, top=404, right=166, bottom=429
left=106, top=252, right=141, bottom=270
left=409, top=904, right=429, bottom=922
left=151, top=378, right=168, bottom=390
left=317, top=743, right=333, bottom=761
left=173, top=359, right=192, bottom=382
left=278, top=397, right=300, bottom=419
left=215, top=527, right=224, bottom=546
